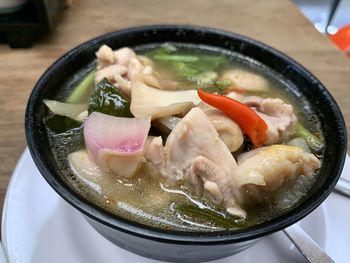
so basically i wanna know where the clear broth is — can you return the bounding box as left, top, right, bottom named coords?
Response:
left=46, top=43, right=323, bottom=231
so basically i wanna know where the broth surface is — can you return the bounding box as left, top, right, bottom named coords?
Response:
left=45, top=43, right=323, bottom=231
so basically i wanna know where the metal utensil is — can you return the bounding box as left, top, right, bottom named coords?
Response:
left=325, top=0, right=342, bottom=34
left=334, top=177, right=350, bottom=198
left=283, top=224, right=334, bottom=263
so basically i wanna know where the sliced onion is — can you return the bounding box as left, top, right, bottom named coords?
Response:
left=84, top=112, right=151, bottom=178
left=43, top=99, right=86, bottom=121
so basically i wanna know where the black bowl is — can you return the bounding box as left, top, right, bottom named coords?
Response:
left=25, top=25, right=347, bottom=262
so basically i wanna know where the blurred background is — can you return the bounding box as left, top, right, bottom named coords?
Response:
left=293, top=0, right=349, bottom=33
left=293, top=0, right=350, bottom=57
left=0, top=0, right=348, bottom=57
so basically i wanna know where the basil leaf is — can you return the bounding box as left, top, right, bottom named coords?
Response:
left=88, top=79, right=133, bottom=117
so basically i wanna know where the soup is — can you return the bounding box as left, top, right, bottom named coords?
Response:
left=43, top=43, right=323, bottom=231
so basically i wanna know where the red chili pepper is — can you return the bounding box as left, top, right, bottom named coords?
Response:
left=197, top=89, right=268, bottom=146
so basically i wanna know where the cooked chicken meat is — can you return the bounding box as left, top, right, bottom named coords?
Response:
left=144, top=136, right=165, bottom=170
left=114, top=47, right=137, bottom=66
left=243, top=96, right=297, bottom=144
left=127, top=58, right=154, bottom=79
left=163, top=108, right=248, bottom=217
left=145, top=108, right=268, bottom=217
left=237, top=145, right=320, bottom=199
left=145, top=112, right=320, bottom=213
left=220, top=69, right=269, bottom=92
left=95, top=64, right=128, bottom=84
left=95, top=44, right=115, bottom=68
left=95, top=46, right=156, bottom=97
left=198, top=102, right=244, bottom=152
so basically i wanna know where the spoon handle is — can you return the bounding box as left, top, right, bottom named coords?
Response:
left=283, top=224, right=334, bottom=263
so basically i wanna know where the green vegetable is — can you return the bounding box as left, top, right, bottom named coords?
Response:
left=153, top=54, right=199, bottom=62
left=196, top=55, right=228, bottom=71
left=174, top=203, right=240, bottom=229
left=145, top=45, right=229, bottom=83
left=202, top=79, right=233, bottom=94
left=88, top=78, right=133, bottom=117
left=214, top=79, right=232, bottom=90
left=51, top=126, right=85, bottom=152
left=172, top=55, right=228, bottom=81
left=172, top=62, right=198, bottom=79
left=67, top=69, right=96, bottom=104
left=190, top=71, right=218, bottom=84
left=148, top=44, right=177, bottom=55
left=295, top=123, right=324, bottom=152
left=44, top=115, right=82, bottom=134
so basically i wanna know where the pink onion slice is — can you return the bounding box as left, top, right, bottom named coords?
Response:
left=84, top=112, right=151, bottom=178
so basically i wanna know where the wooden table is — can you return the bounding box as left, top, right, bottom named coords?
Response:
left=0, top=0, right=349, bottom=231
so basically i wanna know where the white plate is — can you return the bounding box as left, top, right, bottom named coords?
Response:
left=1, top=149, right=350, bottom=263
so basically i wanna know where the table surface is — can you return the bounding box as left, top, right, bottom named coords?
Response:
left=0, top=0, right=349, bottom=231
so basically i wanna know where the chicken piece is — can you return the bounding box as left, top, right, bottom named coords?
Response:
left=114, top=47, right=137, bottom=66
left=113, top=75, right=131, bottom=97
left=142, top=65, right=154, bottom=75
left=133, top=73, right=180, bottom=91
left=187, top=156, right=246, bottom=218
left=220, top=69, right=269, bottom=92
left=132, top=73, right=161, bottom=89
left=237, top=145, right=320, bottom=196
left=127, top=58, right=145, bottom=79
left=243, top=96, right=297, bottom=144
left=198, top=102, right=243, bottom=152
left=145, top=136, right=165, bottom=169
left=95, top=45, right=165, bottom=100
left=236, top=147, right=266, bottom=165
left=258, top=112, right=295, bottom=145
left=95, top=45, right=157, bottom=96
left=95, top=45, right=115, bottom=69
left=164, top=108, right=237, bottom=181
left=137, top=55, right=154, bottom=67
left=95, top=64, right=128, bottom=84
left=127, top=58, right=155, bottom=80
left=161, top=108, right=263, bottom=217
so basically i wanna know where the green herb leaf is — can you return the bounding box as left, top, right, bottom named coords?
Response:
left=202, top=79, right=233, bottom=94
left=44, top=115, right=82, bottom=134
left=174, top=203, right=240, bottom=229
left=50, top=126, right=85, bottom=153
left=295, top=123, right=324, bottom=152
left=153, top=54, right=199, bottom=62
left=145, top=45, right=229, bottom=84
left=88, top=79, right=133, bottom=117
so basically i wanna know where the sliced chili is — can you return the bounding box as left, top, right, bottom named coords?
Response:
left=197, top=89, right=268, bottom=146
